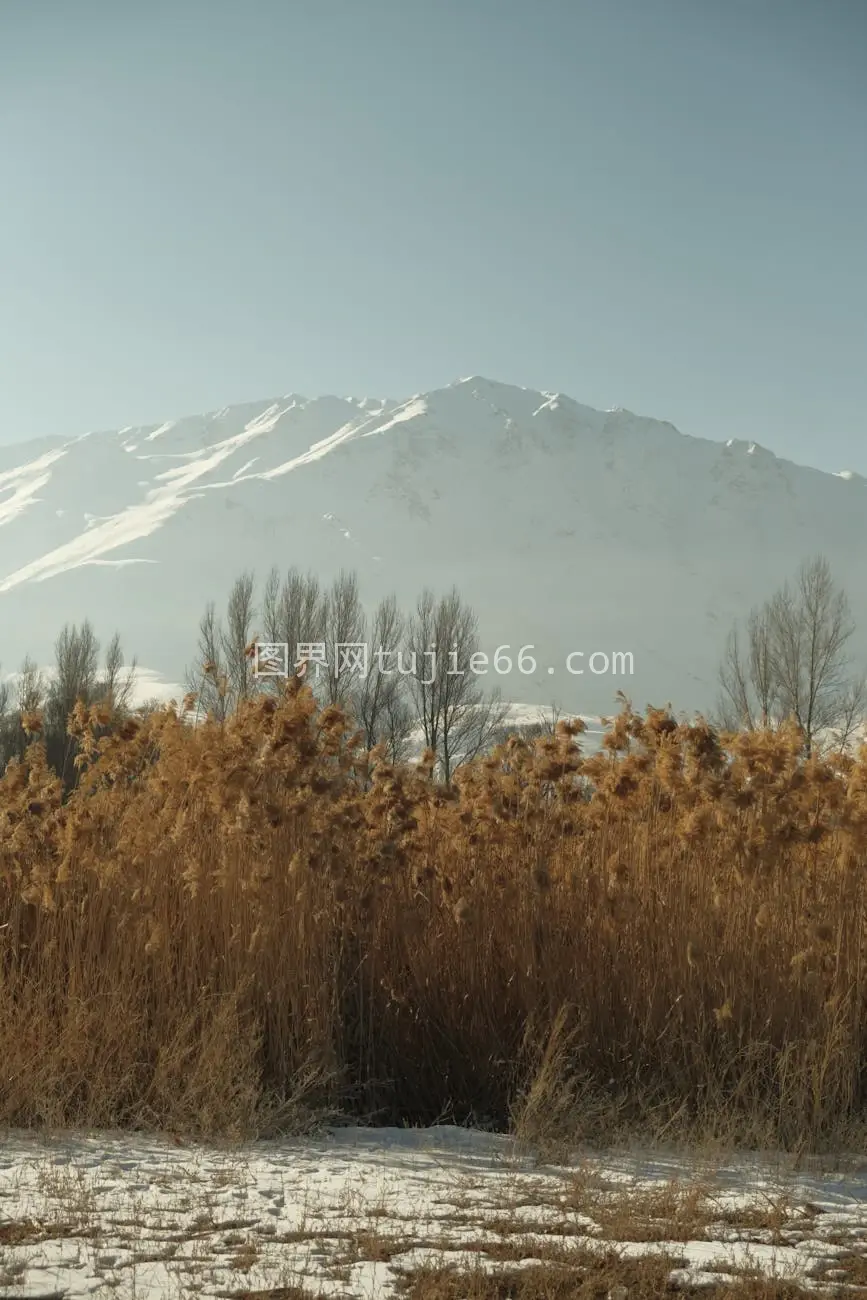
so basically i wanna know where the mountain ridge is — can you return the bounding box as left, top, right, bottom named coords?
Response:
left=0, top=376, right=864, bottom=716
left=3, top=376, right=862, bottom=481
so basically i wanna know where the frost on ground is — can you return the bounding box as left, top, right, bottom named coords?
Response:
left=0, top=1126, right=866, bottom=1299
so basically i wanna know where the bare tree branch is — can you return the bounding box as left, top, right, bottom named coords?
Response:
left=717, top=554, right=866, bottom=754
left=405, top=585, right=508, bottom=782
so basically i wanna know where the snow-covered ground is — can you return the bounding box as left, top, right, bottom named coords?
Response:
left=1, top=1126, right=865, bottom=1298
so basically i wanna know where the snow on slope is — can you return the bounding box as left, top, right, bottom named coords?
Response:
left=0, top=377, right=864, bottom=717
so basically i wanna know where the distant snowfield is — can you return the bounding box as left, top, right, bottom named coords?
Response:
left=0, top=1126, right=865, bottom=1298
left=0, top=376, right=865, bottom=716
left=0, top=665, right=186, bottom=712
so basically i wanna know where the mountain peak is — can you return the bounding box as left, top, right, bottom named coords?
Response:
left=0, top=379, right=864, bottom=723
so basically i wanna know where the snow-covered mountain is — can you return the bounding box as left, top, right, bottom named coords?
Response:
left=1, top=376, right=864, bottom=716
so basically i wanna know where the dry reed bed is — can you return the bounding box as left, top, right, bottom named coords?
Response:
left=1, top=681, right=866, bottom=1147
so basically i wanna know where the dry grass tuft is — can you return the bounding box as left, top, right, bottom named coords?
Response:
left=393, top=1255, right=821, bottom=1300
left=0, top=689, right=866, bottom=1147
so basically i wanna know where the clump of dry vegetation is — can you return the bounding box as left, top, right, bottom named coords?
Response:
left=1, top=677, right=866, bottom=1149
left=392, top=1260, right=827, bottom=1300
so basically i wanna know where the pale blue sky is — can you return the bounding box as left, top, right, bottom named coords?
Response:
left=2, top=0, right=865, bottom=472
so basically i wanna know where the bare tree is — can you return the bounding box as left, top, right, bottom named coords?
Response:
left=321, top=569, right=365, bottom=707
left=0, top=666, right=13, bottom=771
left=261, top=565, right=282, bottom=648
left=45, top=621, right=101, bottom=788
left=378, top=683, right=416, bottom=765
left=185, top=573, right=259, bottom=721
left=221, top=571, right=257, bottom=705
left=97, top=631, right=138, bottom=715
left=405, top=586, right=508, bottom=782
left=187, top=601, right=231, bottom=722
left=717, top=555, right=866, bottom=755
left=0, top=626, right=139, bottom=782
left=16, top=656, right=46, bottom=717
left=718, top=610, right=780, bottom=732
left=774, top=556, right=864, bottom=754
left=47, top=621, right=100, bottom=729
left=488, top=701, right=564, bottom=748
left=135, top=696, right=165, bottom=719
left=352, top=593, right=414, bottom=756
left=261, top=565, right=326, bottom=690
left=0, top=659, right=45, bottom=771
left=830, top=673, right=867, bottom=754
